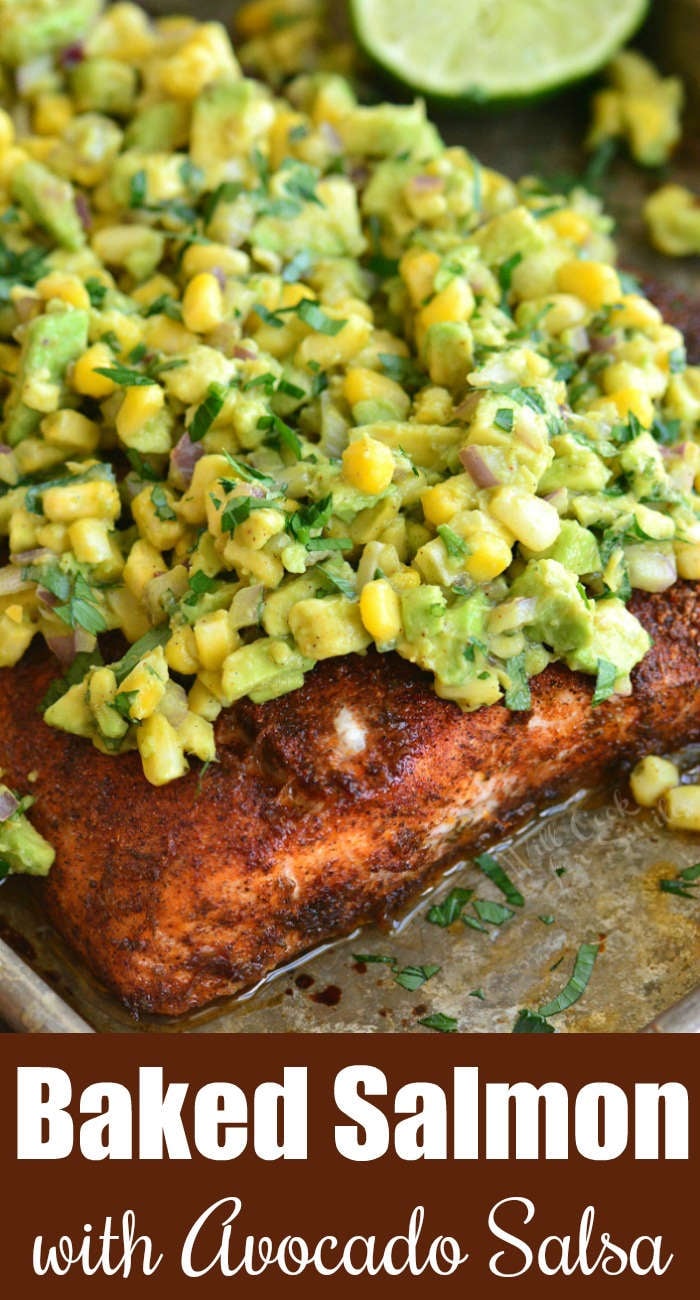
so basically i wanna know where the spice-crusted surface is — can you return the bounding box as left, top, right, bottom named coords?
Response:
left=0, top=579, right=698, bottom=1014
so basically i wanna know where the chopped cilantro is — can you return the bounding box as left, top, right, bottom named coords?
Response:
left=538, top=914, right=555, bottom=925
left=426, top=886, right=473, bottom=927
left=54, top=571, right=107, bottom=636
left=494, top=407, right=514, bottom=432
left=472, top=898, right=514, bottom=927
left=189, top=382, right=228, bottom=442
left=475, top=851, right=524, bottom=907
left=394, top=964, right=441, bottom=991
left=85, top=277, right=107, bottom=308
left=94, top=365, right=157, bottom=387
left=150, top=484, right=176, bottom=521
left=592, top=658, right=618, bottom=706
left=538, top=942, right=599, bottom=1017
left=659, top=863, right=700, bottom=899
left=295, top=299, right=346, bottom=335
left=0, top=237, right=48, bottom=302
left=40, top=649, right=103, bottom=711
left=143, top=294, right=182, bottom=320
left=129, top=169, right=147, bottom=209
left=469, top=988, right=486, bottom=1001
left=504, top=653, right=531, bottom=712
left=437, top=524, right=467, bottom=558
left=513, top=1009, right=555, bottom=1034
left=126, top=450, right=159, bottom=482
left=111, top=627, right=171, bottom=683
left=418, top=1012, right=458, bottom=1033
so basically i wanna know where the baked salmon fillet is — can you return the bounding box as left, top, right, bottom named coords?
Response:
left=0, top=579, right=698, bottom=1015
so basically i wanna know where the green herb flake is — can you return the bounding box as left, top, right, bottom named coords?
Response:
left=472, top=898, right=514, bottom=927
left=295, top=299, right=345, bottom=335
left=129, top=169, right=147, bottom=209
left=352, top=952, right=395, bottom=966
left=393, top=963, right=441, bottom=992
left=111, top=626, right=171, bottom=683
left=426, top=886, right=473, bottom=927
left=94, top=365, right=156, bottom=387
left=150, top=484, right=176, bottom=521
left=592, top=657, right=618, bottom=706
left=437, top=524, right=467, bottom=558
left=85, top=277, right=107, bottom=308
left=469, top=988, right=486, bottom=1001
left=513, top=1009, right=555, bottom=1034
left=504, top=652, right=532, bottom=712
left=189, top=381, right=228, bottom=442
left=659, top=864, right=699, bottom=900
left=418, top=1011, right=458, bottom=1033
left=538, top=941, right=599, bottom=1017
left=475, top=851, right=524, bottom=907
left=538, top=914, right=555, bottom=925
left=40, top=649, right=104, bottom=711
left=494, top=407, right=514, bottom=432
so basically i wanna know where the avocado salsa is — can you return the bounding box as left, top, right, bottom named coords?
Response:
left=0, top=3, right=699, bottom=794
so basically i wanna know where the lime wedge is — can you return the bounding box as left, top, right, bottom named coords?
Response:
left=351, top=0, right=648, bottom=104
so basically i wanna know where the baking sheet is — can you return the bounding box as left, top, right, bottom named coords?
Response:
left=0, top=0, right=698, bottom=1033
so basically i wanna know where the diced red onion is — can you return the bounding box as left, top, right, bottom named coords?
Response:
left=211, top=266, right=226, bottom=290
left=230, top=583, right=263, bottom=629
left=625, top=545, right=677, bottom=593
left=170, top=432, right=203, bottom=487
left=544, top=488, right=568, bottom=512
left=36, top=586, right=58, bottom=609
left=0, top=443, right=12, bottom=455
left=0, top=565, right=31, bottom=596
left=10, top=547, right=52, bottom=565
left=74, top=629, right=96, bottom=655
left=44, top=632, right=77, bottom=667
left=0, top=789, right=19, bottom=822
left=234, top=345, right=257, bottom=361
left=453, top=392, right=481, bottom=422
left=59, top=41, right=84, bottom=69
left=410, top=174, right=443, bottom=192
left=459, top=445, right=500, bottom=487
left=590, top=330, right=622, bottom=354
left=75, top=193, right=92, bottom=231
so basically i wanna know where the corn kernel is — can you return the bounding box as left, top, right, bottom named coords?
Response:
left=556, top=260, right=622, bottom=310
left=131, top=484, right=183, bottom=552
left=188, top=676, right=223, bottom=720
left=421, top=474, right=476, bottom=526
left=137, top=712, right=189, bottom=786
left=177, top=711, right=216, bottom=762
left=118, top=646, right=168, bottom=720
left=630, top=755, right=679, bottom=808
left=675, top=540, right=700, bottom=580
left=609, top=294, right=662, bottom=332
left=166, top=623, right=200, bottom=675
left=40, top=409, right=100, bottom=453
left=605, top=387, right=654, bottom=427
left=72, top=343, right=118, bottom=399
left=0, top=108, right=15, bottom=154
left=42, top=479, right=121, bottom=523
left=416, top=278, right=475, bottom=348
left=193, top=609, right=236, bottom=671
left=489, top=486, right=561, bottom=552
left=342, top=435, right=395, bottom=495
left=399, top=247, right=441, bottom=308
left=33, top=94, right=73, bottom=137
left=660, top=784, right=700, bottom=832
left=360, top=578, right=402, bottom=642
left=142, top=316, right=197, bottom=355
left=182, top=272, right=225, bottom=333
left=544, top=208, right=591, bottom=245
left=0, top=612, right=34, bottom=666
left=106, top=585, right=151, bottom=642
left=116, top=384, right=165, bottom=442
left=181, top=242, right=249, bottom=279
left=36, top=272, right=90, bottom=311
left=465, top=531, right=512, bottom=582
left=68, top=518, right=114, bottom=566
left=123, top=539, right=166, bottom=603
left=296, top=314, right=371, bottom=368
left=343, top=367, right=407, bottom=411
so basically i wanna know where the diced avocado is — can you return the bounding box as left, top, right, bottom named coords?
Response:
left=472, top=206, right=546, bottom=270
left=190, top=81, right=263, bottom=170
left=11, top=159, right=85, bottom=252
left=424, top=322, right=473, bottom=388
left=252, top=177, right=365, bottom=259
left=221, top=637, right=314, bottom=702
left=335, top=101, right=442, bottom=161
left=510, top=558, right=593, bottom=654
left=619, top=432, right=667, bottom=498
left=527, top=520, right=601, bottom=574
left=288, top=595, right=371, bottom=659
left=124, top=101, right=191, bottom=153
left=566, top=598, right=651, bottom=679
left=539, top=434, right=611, bottom=494
left=0, top=789, right=54, bottom=878
left=3, top=308, right=89, bottom=446
left=262, top=573, right=322, bottom=637
left=400, top=584, right=446, bottom=641
left=0, top=0, right=102, bottom=66
left=71, top=58, right=137, bottom=117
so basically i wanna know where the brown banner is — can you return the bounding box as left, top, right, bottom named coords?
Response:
left=0, top=1034, right=696, bottom=1297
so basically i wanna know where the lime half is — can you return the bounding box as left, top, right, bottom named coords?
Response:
left=351, top=0, right=648, bottom=104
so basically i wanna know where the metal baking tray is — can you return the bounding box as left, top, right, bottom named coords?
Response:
left=1, top=0, right=698, bottom=1033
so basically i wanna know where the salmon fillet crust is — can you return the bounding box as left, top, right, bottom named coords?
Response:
left=0, top=581, right=698, bottom=1015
